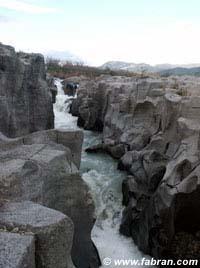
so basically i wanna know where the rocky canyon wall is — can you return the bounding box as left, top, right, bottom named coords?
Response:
left=0, top=43, right=100, bottom=268
left=71, top=74, right=200, bottom=260
left=0, top=43, right=54, bottom=138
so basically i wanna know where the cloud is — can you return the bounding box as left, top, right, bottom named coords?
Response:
left=0, top=0, right=60, bottom=14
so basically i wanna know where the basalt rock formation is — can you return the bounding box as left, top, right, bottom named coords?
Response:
left=0, top=43, right=100, bottom=268
left=0, top=43, right=54, bottom=138
left=71, top=74, right=200, bottom=260
left=0, top=129, right=100, bottom=268
left=0, top=201, right=74, bottom=268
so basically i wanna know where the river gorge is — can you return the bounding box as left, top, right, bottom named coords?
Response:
left=54, top=79, right=152, bottom=267
left=0, top=43, right=200, bottom=268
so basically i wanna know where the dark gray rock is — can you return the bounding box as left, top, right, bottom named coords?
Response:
left=46, top=74, right=57, bottom=103
left=56, top=173, right=101, bottom=268
left=63, top=83, right=78, bottom=96
left=70, top=98, right=79, bottom=117
left=72, top=80, right=108, bottom=131
left=86, top=143, right=126, bottom=159
left=0, top=43, right=54, bottom=138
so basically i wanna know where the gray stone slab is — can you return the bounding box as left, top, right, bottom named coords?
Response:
left=0, top=231, right=35, bottom=268
left=0, top=201, right=75, bottom=268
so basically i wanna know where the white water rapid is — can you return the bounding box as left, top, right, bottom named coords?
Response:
left=54, top=79, right=153, bottom=268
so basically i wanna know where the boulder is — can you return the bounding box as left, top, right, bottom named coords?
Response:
left=23, top=129, right=83, bottom=169
left=0, top=201, right=74, bottom=268
left=63, top=83, right=78, bottom=96
left=86, top=143, right=126, bottom=159
left=0, top=129, right=99, bottom=268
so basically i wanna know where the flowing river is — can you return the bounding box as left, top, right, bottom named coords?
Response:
left=54, top=79, right=152, bottom=268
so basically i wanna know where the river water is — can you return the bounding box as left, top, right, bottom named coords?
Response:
left=54, top=79, right=152, bottom=268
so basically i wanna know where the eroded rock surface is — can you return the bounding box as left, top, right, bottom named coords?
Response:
left=71, top=74, right=200, bottom=259
left=0, top=43, right=54, bottom=138
left=0, top=129, right=99, bottom=267
left=0, top=43, right=100, bottom=268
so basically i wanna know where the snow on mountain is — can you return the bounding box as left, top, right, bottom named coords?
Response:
left=100, top=61, right=200, bottom=73
left=44, top=50, right=82, bottom=63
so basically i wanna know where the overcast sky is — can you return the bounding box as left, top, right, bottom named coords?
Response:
left=0, top=0, right=200, bottom=66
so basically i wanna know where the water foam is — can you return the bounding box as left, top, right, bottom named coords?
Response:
left=54, top=79, right=154, bottom=268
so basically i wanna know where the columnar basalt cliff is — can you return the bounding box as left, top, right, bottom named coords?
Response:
left=0, top=43, right=54, bottom=138
left=71, top=75, right=200, bottom=260
left=0, top=44, right=100, bottom=268
left=0, top=130, right=100, bottom=268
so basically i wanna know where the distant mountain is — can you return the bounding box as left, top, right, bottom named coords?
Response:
left=100, top=61, right=200, bottom=73
left=159, top=67, right=200, bottom=77
left=44, top=50, right=82, bottom=63
left=100, top=61, right=153, bottom=72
